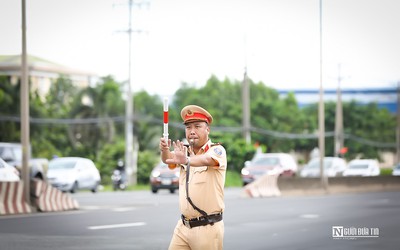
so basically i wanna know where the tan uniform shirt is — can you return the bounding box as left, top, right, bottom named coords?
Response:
left=179, top=139, right=227, bottom=219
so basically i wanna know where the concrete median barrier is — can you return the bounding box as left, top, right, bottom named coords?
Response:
left=243, top=173, right=281, bottom=198
left=31, top=179, right=79, bottom=212
left=242, top=175, right=400, bottom=198
left=0, top=181, right=32, bottom=215
left=278, top=176, right=400, bottom=196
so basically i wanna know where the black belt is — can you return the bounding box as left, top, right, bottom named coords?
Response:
left=181, top=213, right=223, bottom=228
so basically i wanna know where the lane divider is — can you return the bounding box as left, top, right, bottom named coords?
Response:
left=88, top=222, right=146, bottom=230
left=243, top=173, right=281, bottom=198
left=0, top=181, right=31, bottom=215
left=31, top=179, right=79, bottom=212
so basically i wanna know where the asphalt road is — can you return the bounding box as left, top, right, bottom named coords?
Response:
left=0, top=188, right=399, bottom=250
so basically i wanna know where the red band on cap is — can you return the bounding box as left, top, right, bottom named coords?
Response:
left=184, top=112, right=209, bottom=123
left=164, top=111, right=168, bottom=123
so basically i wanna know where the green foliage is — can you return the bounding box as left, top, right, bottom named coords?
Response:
left=134, top=91, right=166, bottom=151
left=45, top=75, right=76, bottom=117
left=225, top=170, right=242, bottom=187
left=379, top=168, right=393, bottom=176
left=220, top=136, right=256, bottom=173
left=96, top=140, right=126, bottom=185
left=0, top=73, right=397, bottom=187
left=0, top=76, right=20, bottom=142
left=137, top=150, right=158, bottom=184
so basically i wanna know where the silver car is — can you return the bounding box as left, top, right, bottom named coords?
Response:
left=393, top=164, right=400, bottom=176
left=300, top=157, right=347, bottom=177
left=241, top=153, right=298, bottom=185
left=343, top=159, right=380, bottom=177
left=0, top=157, right=20, bottom=182
left=47, top=157, right=101, bottom=193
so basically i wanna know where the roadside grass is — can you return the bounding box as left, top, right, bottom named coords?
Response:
left=100, top=170, right=242, bottom=192
left=380, top=168, right=393, bottom=176
left=225, top=170, right=242, bottom=187
left=100, top=184, right=149, bottom=192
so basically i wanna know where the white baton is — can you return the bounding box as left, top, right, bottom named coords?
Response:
left=163, top=97, right=169, bottom=141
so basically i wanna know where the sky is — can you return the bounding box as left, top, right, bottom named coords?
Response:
left=1, top=0, right=399, bottom=96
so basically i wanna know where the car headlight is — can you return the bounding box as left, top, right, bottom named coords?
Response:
left=151, top=171, right=160, bottom=178
left=241, top=168, right=250, bottom=176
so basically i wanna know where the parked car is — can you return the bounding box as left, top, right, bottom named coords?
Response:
left=150, top=162, right=179, bottom=193
left=241, top=153, right=298, bottom=186
left=47, top=157, right=101, bottom=193
left=392, top=164, right=400, bottom=176
left=0, top=142, right=46, bottom=180
left=300, top=157, right=347, bottom=177
left=343, top=159, right=380, bottom=177
left=0, top=157, right=20, bottom=182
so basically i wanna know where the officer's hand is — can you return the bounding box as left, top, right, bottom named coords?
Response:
left=159, top=137, right=171, bottom=152
left=165, top=140, right=188, bottom=165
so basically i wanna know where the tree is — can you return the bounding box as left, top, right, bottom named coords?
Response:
left=0, top=72, right=396, bottom=182
left=68, top=76, right=124, bottom=155
left=0, top=76, right=21, bottom=142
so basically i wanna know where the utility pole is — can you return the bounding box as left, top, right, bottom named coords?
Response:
left=334, top=64, right=344, bottom=157
left=396, top=81, right=400, bottom=163
left=21, top=0, right=31, bottom=205
left=242, top=67, right=251, bottom=144
left=318, top=0, right=328, bottom=190
left=117, top=0, right=149, bottom=185
left=242, top=33, right=251, bottom=145
left=126, top=0, right=135, bottom=185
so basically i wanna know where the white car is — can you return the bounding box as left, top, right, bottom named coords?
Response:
left=0, top=157, right=20, bottom=182
left=392, top=164, right=400, bottom=176
left=47, top=157, right=101, bottom=193
left=241, top=153, right=298, bottom=185
left=300, top=157, right=347, bottom=177
left=343, top=159, right=380, bottom=177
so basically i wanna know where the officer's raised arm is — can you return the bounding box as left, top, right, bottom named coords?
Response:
left=159, top=137, right=172, bottom=164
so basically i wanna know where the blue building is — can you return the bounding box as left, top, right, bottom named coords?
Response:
left=278, top=87, right=397, bottom=114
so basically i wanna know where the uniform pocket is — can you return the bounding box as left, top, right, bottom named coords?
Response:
left=192, top=166, right=208, bottom=184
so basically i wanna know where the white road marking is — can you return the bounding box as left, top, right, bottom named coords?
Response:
left=80, top=206, right=102, bottom=210
left=299, top=214, right=320, bottom=219
left=88, top=222, right=146, bottom=230
left=113, top=207, right=137, bottom=212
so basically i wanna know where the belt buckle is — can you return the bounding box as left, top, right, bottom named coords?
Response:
left=183, top=219, right=191, bottom=228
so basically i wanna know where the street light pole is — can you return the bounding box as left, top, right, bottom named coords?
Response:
left=122, top=0, right=149, bottom=185
left=318, top=0, right=328, bottom=190
left=125, top=0, right=136, bottom=185
left=21, top=0, right=31, bottom=205
left=334, top=64, right=344, bottom=157
left=396, top=81, right=400, bottom=163
left=242, top=68, right=251, bottom=145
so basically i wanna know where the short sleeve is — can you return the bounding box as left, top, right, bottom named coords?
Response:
left=207, top=145, right=227, bottom=170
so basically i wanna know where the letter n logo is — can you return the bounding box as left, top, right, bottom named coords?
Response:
left=332, top=226, right=343, bottom=237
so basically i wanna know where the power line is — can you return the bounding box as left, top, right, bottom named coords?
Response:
left=0, top=115, right=395, bottom=148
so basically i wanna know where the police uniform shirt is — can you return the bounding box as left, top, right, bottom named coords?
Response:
left=179, top=139, right=227, bottom=219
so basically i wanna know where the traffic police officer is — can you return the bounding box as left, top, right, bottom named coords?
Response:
left=159, top=105, right=227, bottom=250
